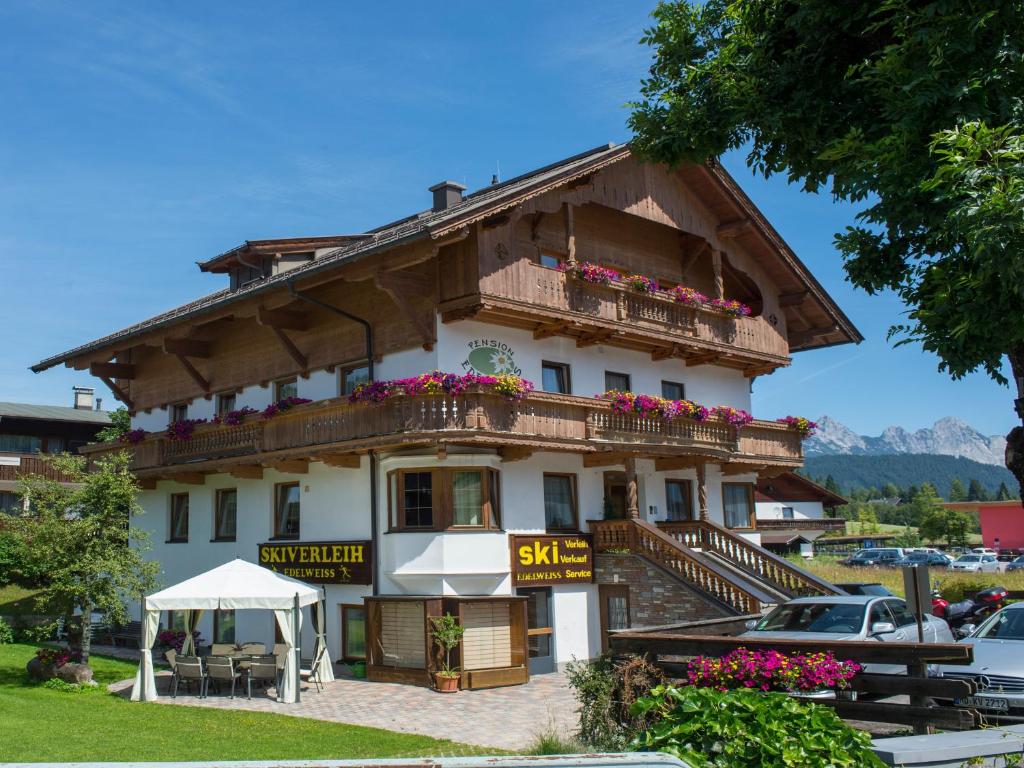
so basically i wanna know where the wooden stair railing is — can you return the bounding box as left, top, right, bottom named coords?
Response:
left=590, top=518, right=778, bottom=615
left=657, top=520, right=839, bottom=597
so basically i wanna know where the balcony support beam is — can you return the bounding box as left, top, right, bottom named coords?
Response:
left=174, top=472, right=206, bottom=486
left=269, top=327, right=308, bottom=373
left=268, top=459, right=309, bottom=475
left=500, top=446, right=533, bottom=463
left=712, top=250, right=725, bottom=301
left=96, top=375, right=135, bottom=411
left=696, top=461, right=709, bottom=521
left=778, top=291, right=810, bottom=308
left=90, top=361, right=137, bottom=379
left=563, top=203, right=576, bottom=265
left=576, top=329, right=616, bottom=348
left=229, top=465, right=264, bottom=480
left=172, top=354, right=210, bottom=395
left=533, top=320, right=570, bottom=340
left=583, top=452, right=631, bottom=468
left=374, top=271, right=436, bottom=351
left=257, top=307, right=310, bottom=331
left=320, top=453, right=361, bottom=469
left=162, top=338, right=211, bottom=358
left=625, top=456, right=640, bottom=519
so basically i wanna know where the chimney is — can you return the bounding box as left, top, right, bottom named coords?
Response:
left=429, top=180, right=466, bottom=212
left=73, top=386, right=94, bottom=411
left=95, top=397, right=103, bottom=412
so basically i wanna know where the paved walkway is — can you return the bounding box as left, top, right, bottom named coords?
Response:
left=110, top=669, right=577, bottom=752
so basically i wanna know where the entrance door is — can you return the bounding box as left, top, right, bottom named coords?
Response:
left=603, top=472, right=627, bottom=520
left=518, top=587, right=554, bottom=674
left=599, top=585, right=631, bottom=651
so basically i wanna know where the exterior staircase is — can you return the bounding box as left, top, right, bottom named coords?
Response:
left=589, top=518, right=838, bottom=616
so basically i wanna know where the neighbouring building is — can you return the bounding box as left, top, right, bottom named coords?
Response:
left=943, top=501, right=1024, bottom=553
left=754, top=472, right=848, bottom=556
left=32, top=143, right=859, bottom=686
left=0, top=388, right=110, bottom=513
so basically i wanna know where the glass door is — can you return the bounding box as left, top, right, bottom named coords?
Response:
left=518, top=587, right=554, bottom=674
left=599, top=585, right=631, bottom=651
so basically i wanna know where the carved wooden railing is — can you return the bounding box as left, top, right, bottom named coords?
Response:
left=81, top=391, right=804, bottom=473
left=590, top=518, right=777, bottom=615
left=657, top=520, right=838, bottom=597
left=0, top=454, right=79, bottom=484
left=756, top=518, right=847, bottom=532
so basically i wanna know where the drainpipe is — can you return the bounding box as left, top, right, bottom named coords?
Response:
left=286, top=281, right=378, bottom=593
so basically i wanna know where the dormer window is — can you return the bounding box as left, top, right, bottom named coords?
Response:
left=230, top=257, right=271, bottom=291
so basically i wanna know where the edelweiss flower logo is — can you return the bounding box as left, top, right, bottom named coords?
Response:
left=488, top=349, right=515, bottom=374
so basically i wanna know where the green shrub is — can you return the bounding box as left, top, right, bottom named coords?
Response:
left=12, top=619, right=56, bottom=644
left=0, top=618, right=13, bottom=644
left=630, top=685, right=884, bottom=768
left=526, top=725, right=587, bottom=755
left=937, top=577, right=998, bottom=603
left=39, top=678, right=101, bottom=694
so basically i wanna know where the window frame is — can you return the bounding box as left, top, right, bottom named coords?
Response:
left=661, top=380, right=685, bottom=400
left=213, top=608, right=236, bottom=644
left=168, top=492, right=189, bottom=543
left=387, top=467, right=502, bottom=532
left=272, top=482, right=301, bottom=540
left=604, top=371, right=631, bottom=392
left=273, top=377, right=298, bottom=402
left=538, top=251, right=566, bottom=269
left=339, top=363, right=371, bottom=397
left=213, top=488, right=238, bottom=542
left=543, top=472, right=579, bottom=532
left=169, top=403, right=188, bottom=423
left=721, top=482, right=756, bottom=531
left=215, top=392, right=237, bottom=416
left=781, top=506, right=795, bottom=520
left=541, top=361, right=572, bottom=395
left=665, top=479, right=694, bottom=522
left=341, top=604, right=367, bottom=661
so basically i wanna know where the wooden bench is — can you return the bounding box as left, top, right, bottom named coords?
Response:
left=104, top=620, right=142, bottom=647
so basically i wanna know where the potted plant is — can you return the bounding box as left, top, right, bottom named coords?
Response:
left=430, top=612, right=465, bottom=693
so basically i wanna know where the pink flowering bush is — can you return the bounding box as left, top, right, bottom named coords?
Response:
left=598, top=390, right=711, bottom=422
left=686, top=648, right=859, bottom=693
left=165, top=418, right=208, bottom=441
left=709, top=297, right=753, bottom=317
left=779, top=415, right=819, bottom=438
left=560, top=261, right=620, bottom=285
left=35, top=646, right=82, bottom=669
left=212, top=406, right=258, bottom=426
left=119, top=428, right=148, bottom=445
left=713, top=406, right=754, bottom=427
left=670, top=285, right=709, bottom=307
left=156, top=629, right=203, bottom=653
left=623, top=274, right=659, bottom=294
left=260, top=396, right=312, bottom=419
left=349, top=371, right=535, bottom=404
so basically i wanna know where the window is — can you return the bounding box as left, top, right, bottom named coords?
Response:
left=274, top=483, right=300, bottom=539
left=43, top=437, right=65, bottom=454
left=388, top=467, right=501, bottom=531
left=722, top=483, right=755, bottom=530
left=541, top=362, right=571, bottom=394
left=169, top=403, right=188, bottom=422
left=885, top=600, right=917, bottom=628
left=340, top=364, right=370, bottom=397
left=274, top=377, right=298, bottom=401
left=539, top=252, right=563, bottom=269
left=166, top=611, right=187, bottom=632
left=0, top=491, right=22, bottom=515
left=341, top=605, right=366, bottom=660
left=214, top=489, right=237, bottom=541
left=604, top=371, right=631, bottom=392
left=216, top=392, right=236, bottom=416
left=169, top=493, right=189, bottom=542
left=0, top=435, right=42, bottom=453
left=544, top=473, right=578, bottom=531
left=665, top=480, right=694, bottom=522
left=213, top=609, right=236, bottom=644
left=781, top=506, right=795, bottom=520
left=661, top=380, right=685, bottom=400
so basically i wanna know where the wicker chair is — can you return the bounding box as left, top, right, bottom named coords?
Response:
left=247, top=657, right=279, bottom=699
left=173, top=655, right=206, bottom=698
left=205, top=655, right=242, bottom=698
left=163, top=648, right=178, bottom=693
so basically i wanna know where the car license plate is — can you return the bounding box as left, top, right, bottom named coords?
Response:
left=956, top=696, right=1010, bottom=712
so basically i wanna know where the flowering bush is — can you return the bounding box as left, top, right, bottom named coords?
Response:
left=349, top=371, right=535, bottom=404
left=670, top=285, right=709, bottom=307
left=598, top=390, right=711, bottom=422
left=709, top=297, right=753, bottom=317
left=35, top=646, right=82, bottom=669
left=685, top=648, right=859, bottom=693
left=165, top=418, right=208, bottom=441
left=713, top=406, right=754, bottom=427
left=212, top=406, right=258, bottom=426
left=156, top=629, right=203, bottom=653
left=119, top=428, right=148, bottom=445
left=623, top=274, right=659, bottom=293
left=260, top=396, right=312, bottom=419
left=779, top=415, right=819, bottom=438
left=560, top=261, right=620, bottom=285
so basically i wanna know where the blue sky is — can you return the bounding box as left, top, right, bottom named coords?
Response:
left=0, top=1, right=1013, bottom=437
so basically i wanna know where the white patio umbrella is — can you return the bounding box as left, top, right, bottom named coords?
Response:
left=131, top=558, right=326, bottom=703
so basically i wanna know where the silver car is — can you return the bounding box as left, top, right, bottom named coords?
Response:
left=937, top=603, right=1024, bottom=719
left=949, top=554, right=1001, bottom=573
left=742, top=595, right=955, bottom=674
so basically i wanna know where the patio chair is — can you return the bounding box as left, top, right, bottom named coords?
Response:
left=210, top=643, right=235, bottom=656
left=240, top=642, right=265, bottom=655
left=163, top=648, right=178, bottom=694
left=273, top=643, right=288, bottom=670
left=173, top=655, right=206, bottom=698
left=300, top=644, right=326, bottom=694
left=247, top=658, right=279, bottom=699
left=205, top=655, right=242, bottom=698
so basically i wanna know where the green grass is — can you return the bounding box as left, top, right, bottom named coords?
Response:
left=0, top=644, right=501, bottom=761
left=0, top=584, right=41, bottom=616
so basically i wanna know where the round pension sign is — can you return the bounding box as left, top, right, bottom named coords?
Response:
left=462, top=339, right=522, bottom=376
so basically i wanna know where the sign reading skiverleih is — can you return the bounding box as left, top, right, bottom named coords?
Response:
left=258, top=540, right=372, bottom=584
left=462, top=339, right=522, bottom=377
left=510, top=534, right=594, bottom=587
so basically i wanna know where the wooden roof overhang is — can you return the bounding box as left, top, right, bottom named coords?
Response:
left=755, top=471, right=849, bottom=507
left=198, top=235, right=372, bottom=274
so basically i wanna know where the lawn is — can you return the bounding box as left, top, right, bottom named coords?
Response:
left=0, top=584, right=41, bottom=616
left=0, top=643, right=499, bottom=762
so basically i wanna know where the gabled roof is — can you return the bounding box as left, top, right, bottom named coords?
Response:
left=0, top=402, right=111, bottom=425
left=756, top=472, right=848, bottom=507
left=32, top=142, right=860, bottom=373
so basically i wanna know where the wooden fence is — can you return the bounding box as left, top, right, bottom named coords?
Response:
left=609, top=632, right=979, bottom=732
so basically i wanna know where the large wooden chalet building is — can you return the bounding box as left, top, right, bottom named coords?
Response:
left=34, top=143, right=859, bottom=688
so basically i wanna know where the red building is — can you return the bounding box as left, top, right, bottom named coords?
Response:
left=943, top=501, right=1024, bottom=552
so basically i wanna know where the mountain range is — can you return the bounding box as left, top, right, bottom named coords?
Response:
left=806, top=416, right=1007, bottom=467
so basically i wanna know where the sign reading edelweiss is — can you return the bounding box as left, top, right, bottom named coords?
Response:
left=510, top=534, right=594, bottom=586
left=258, top=540, right=372, bottom=585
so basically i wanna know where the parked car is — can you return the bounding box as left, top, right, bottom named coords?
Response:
left=1007, top=555, right=1024, bottom=573
left=936, top=602, right=1024, bottom=719
left=742, top=595, right=955, bottom=674
left=948, top=554, right=1001, bottom=573
left=844, top=548, right=905, bottom=567
left=972, top=548, right=999, bottom=557
left=837, top=582, right=895, bottom=597
left=892, top=552, right=953, bottom=568
left=999, top=549, right=1023, bottom=563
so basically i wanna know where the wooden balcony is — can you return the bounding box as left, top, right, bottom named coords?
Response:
left=0, top=454, right=79, bottom=485
left=755, top=518, right=848, bottom=532
left=442, top=264, right=791, bottom=374
left=81, top=391, right=804, bottom=477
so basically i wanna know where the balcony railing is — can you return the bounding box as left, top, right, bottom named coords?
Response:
left=755, top=518, right=848, bottom=532
left=0, top=454, right=79, bottom=484
left=82, top=391, right=805, bottom=473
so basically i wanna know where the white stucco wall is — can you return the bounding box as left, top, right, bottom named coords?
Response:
left=755, top=499, right=826, bottom=521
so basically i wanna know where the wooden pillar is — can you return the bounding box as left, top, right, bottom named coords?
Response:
left=625, top=456, right=640, bottom=519
left=563, top=203, right=577, bottom=266
left=712, top=250, right=724, bottom=301
left=696, top=461, right=709, bottom=521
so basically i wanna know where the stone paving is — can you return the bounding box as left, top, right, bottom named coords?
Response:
left=110, top=668, right=577, bottom=752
